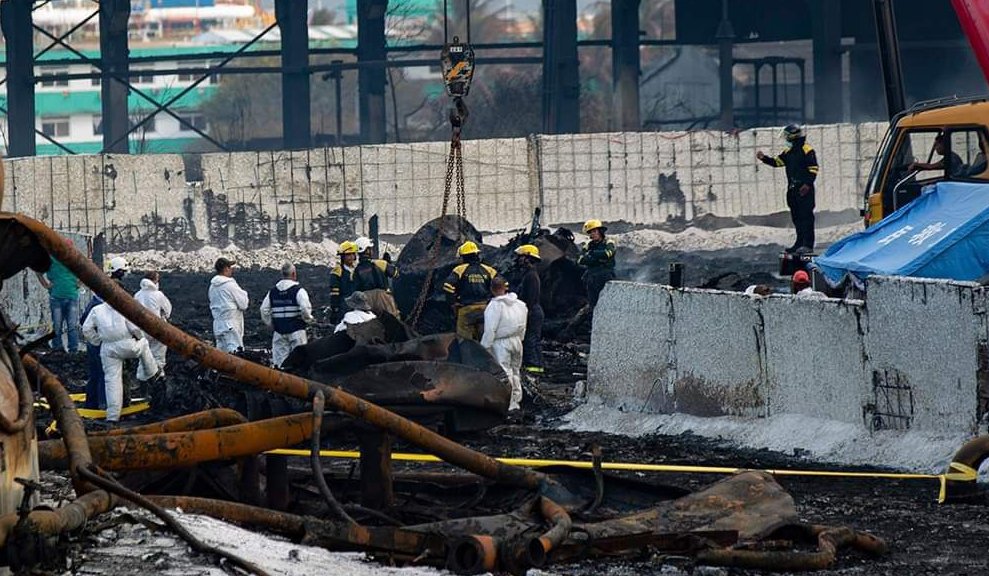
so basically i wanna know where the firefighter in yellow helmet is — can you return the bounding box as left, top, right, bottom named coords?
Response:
left=514, top=244, right=544, bottom=374
left=352, top=236, right=401, bottom=317
left=329, top=241, right=359, bottom=323
left=577, top=219, right=616, bottom=308
left=443, top=240, right=500, bottom=340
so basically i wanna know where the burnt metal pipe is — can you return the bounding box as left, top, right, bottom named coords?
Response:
left=696, top=524, right=886, bottom=571
left=10, top=214, right=547, bottom=492
left=447, top=534, right=498, bottom=574
left=38, top=412, right=314, bottom=471
left=145, top=495, right=307, bottom=538
left=0, top=337, right=33, bottom=434
left=22, top=354, right=95, bottom=494
left=93, top=408, right=248, bottom=436
left=942, top=435, right=989, bottom=501
left=524, top=497, right=571, bottom=568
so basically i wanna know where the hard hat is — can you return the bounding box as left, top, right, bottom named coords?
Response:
left=792, top=270, right=810, bottom=284
left=338, top=241, right=358, bottom=255
left=781, top=124, right=805, bottom=142
left=514, top=244, right=541, bottom=260
left=583, top=219, right=607, bottom=234
left=108, top=256, right=129, bottom=273
left=355, top=236, right=374, bottom=252
left=457, top=241, right=480, bottom=256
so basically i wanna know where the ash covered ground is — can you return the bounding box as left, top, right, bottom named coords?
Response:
left=31, top=227, right=989, bottom=576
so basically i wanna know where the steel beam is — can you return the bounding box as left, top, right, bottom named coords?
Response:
left=715, top=0, right=735, bottom=130
left=99, top=0, right=131, bottom=154
left=611, top=0, right=641, bottom=131
left=542, top=0, right=580, bottom=134
left=1, top=0, right=36, bottom=157
left=358, top=0, right=388, bottom=144
left=811, top=0, right=842, bottom=123
left=276, top=0, right=312, bottom=149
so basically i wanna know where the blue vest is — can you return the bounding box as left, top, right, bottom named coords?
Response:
left=269, top=284, right=306, bottom=334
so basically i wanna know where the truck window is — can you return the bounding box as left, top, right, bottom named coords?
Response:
left=949, top=130, right=989, bottom=180
left=896, top=131, right=942, bottom=181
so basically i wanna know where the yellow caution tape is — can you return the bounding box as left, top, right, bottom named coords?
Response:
left=267, top=448, right=980, bottom=503
left=34, top=393, right=94, bottom=410
left=45, top=402, right=152, bottom=434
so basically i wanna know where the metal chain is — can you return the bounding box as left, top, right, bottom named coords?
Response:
left=409, top=137, right=462, bottom=328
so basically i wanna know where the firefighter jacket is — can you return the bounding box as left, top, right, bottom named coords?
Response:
left=760, top=140, right=820, bottom=189
left=443, top=262, right=499, bottom=306
left=260, top=279, right=314, bottom=335
left=353, top=256, right=399, bottom=292
left=329, top=264, right=357, bottom=311
left=577, top=238, right=617, bottom=272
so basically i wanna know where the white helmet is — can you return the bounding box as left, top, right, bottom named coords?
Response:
left=108, top=256, right=129, bottom=274
left=355, top=236, right=374, bottom=253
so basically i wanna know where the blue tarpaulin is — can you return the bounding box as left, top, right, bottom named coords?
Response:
left=813, top=181, right=989, bottom=286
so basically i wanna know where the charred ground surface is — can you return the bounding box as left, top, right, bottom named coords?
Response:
left=31, top=259, right=989, bottom=576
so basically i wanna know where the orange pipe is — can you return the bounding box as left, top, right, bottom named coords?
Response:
left=9, top=213, right=545, bottom=492
left=38, top=413, right=313, bottom=471
left=0, top=490, right=115, bottom=549
left=93, top=408, right=248, bottom=436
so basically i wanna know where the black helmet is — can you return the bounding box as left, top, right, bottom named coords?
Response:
left=781, top=124, right=805, bottom=142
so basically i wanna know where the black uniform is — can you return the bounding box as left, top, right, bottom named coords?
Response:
left=353, top=256, right=398, bottom=292
left=577, top=238, right=616, bottom=308
left=517, top=266, right=544, bottom=373
left=761, top=140, right=820, bottom=251
left=329, top=265, right=357, bottom=322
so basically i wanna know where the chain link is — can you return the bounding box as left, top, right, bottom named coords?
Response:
left=409, top=136, right=464, bottom=328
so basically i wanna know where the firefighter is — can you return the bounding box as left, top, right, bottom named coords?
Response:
left=756, top=124, right=820, bottom=254
left=352, top=236, right=400, bottom=317
left=329, top=240, right=359, bottom=323
left=443, top=241, right=499, bottom=340
left=260, top=263, right=314, bottom=368
left=514, top=244, right=544, bottom=375
left=577, top=220, right=616, bottom=309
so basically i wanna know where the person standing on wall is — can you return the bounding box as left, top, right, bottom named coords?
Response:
left=134, top=270, right=172, bottom=372
left=37, top=257, right=81, bottom=353
left=577, top=219, right=617, bottom=309
left=352, top=236, right=400, bottom=318
left=208, top=257, right=249, bottom=353
left=260, top=263, right=314, bottom=368
left=756, top=124, right=820, bottom=254
left=443, top=241, right=500, bottom=340
left=513, top=244, right=544, bottom=375
left=329, top=241, right=359, bottom=324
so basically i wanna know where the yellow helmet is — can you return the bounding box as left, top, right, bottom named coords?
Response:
left=338, top=241, right=358, bottom=255
left=457, top=241, right=480, bottom=256
left=583, top=219, right=606, bottom=234
left=514, top=244, right=541, bottom=260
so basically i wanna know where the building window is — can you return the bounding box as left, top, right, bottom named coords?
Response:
left=178, top=61, right=201, bottom=83
left=178, top=113, right=207, bottom=131
left=131, top=67, right=155, bottom=85
left=92, top=116, right=103, bottom=136
left=131, top=116, right=156, bottom=133
left=41, top=118, right=70, bottom=137
left=39, top=69, right=69, bottom=88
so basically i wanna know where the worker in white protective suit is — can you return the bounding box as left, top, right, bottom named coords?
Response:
left=480, top=276, right=528, bottom=412
left=334, top=291, right=377, bottom=334
left=82, top=268, right=161, bottom=423
left=209, top=257, right=249, bottom=352
left=134, top=270, right=172, bottom=371
left=260, top=263, right=314, bottom=367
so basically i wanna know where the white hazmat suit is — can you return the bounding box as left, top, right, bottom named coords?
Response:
left=134, top=278, right=173, bottom=369
left=260, top=279, right=314, bottom=367
left=82, top=303, right=159, bottom=421
left=209, top=275, right=249, bottom=352
left=480, top=292, right=528, bottom=411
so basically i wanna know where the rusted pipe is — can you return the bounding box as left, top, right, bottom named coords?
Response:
left=524, top=497, right=572, bottom=568
left=942, top=436, right=989, bottom=502
left=38, top=413, right=314, bottom=471
left=145, top=495, right=307, bottom=538
left=93, top=408, right=248, bottom=436
left=310, top=390, right=355, bottom=524
left=22, top=354, right=94, bottom=494
left=0, top=490, right=116, bottom=551
left=447, top=534, right=498, bottom=574
left=696, top=524, right=886, bottom=571
left=10, top=214, right=547, bottom=492
left=0, top=336, right=33, bottom=434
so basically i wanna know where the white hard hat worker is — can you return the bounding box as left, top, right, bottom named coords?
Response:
left=355, top=236, right=374, bottom=253
left=108, top=256, right=129, bottom=275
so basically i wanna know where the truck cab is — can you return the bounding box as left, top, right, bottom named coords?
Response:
left=863, top=96, right=989, bottom=227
